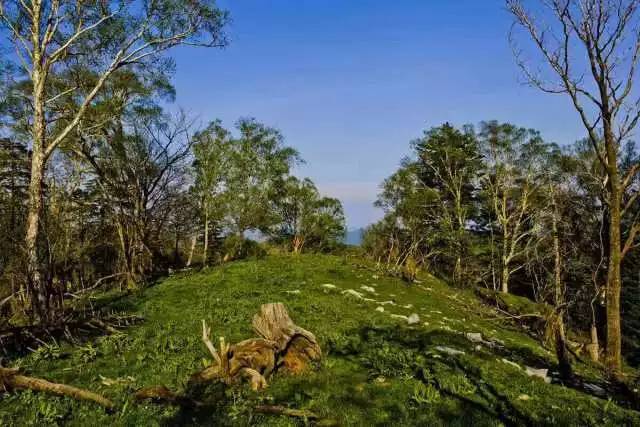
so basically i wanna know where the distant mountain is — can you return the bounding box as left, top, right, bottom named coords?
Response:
left=344, top=228, right=365, bottom=246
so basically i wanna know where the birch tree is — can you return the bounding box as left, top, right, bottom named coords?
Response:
left=479, top=121, right=548, bottom=294
left=508, top=0, right=640, bottom=372
left=0, top=0, right=228, bottom=321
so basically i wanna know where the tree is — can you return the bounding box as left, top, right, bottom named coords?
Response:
left=78, top=112, right=194, bottom=289
left=224, top=119, right=300, bottom=236
left=192, top=121, right=232, bottom=265
left=0, top=0, right=228, bottom=321
left=273, top=177, right=345, bottom=253
left=508, top=0, right=640, bottom=372
left=479, top=121, right=549, bottom=294
left=413, top=123, right=481, bottom=284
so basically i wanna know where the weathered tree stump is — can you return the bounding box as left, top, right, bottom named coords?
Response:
left=252, top=303, right=321, bottom=374
left=188, top=303, right=321, bottom=391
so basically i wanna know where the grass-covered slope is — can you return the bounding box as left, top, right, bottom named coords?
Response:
left=1, top=255, right=638, bottom=426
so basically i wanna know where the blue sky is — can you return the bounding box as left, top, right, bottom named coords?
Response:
left=170, top=0, right=586, bottom=229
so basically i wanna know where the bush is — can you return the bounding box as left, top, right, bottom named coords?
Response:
left=222, top=235, right=267, bottom=262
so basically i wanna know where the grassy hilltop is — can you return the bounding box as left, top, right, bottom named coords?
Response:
left=1, top=254, right=638, bottom=426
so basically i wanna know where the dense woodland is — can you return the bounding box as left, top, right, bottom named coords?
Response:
left=0, top=0, right=345, bottom=329
left=2, top=0, right=640, bottom=422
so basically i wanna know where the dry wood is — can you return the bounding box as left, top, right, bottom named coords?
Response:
left=0, top=367, right=114, bottom=409
left=252, top=303, right=321, bottom=374
left=254, top=404, right=319, bottom=419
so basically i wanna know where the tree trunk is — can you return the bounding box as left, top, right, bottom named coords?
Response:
left=186, top=235, right=197, bottom=267
left=587, top=323, right=600, bottom=363
left=501, top=257, right=509, bottom=294
left=292, top=235, right=304, bottom=254
left=501, top=225, right=510, bottom=293
left=551, top=187, right=571, bottom=378
left=25, top=39, right=49, bottom=321
left=605, top=126, right=622, bottom=374
left=203, top=207, right=209, bottom=266
left=252, top=303, right=321, bottom=374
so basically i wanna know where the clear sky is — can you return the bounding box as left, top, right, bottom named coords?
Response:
left=170, top=0, right=587, bottom=229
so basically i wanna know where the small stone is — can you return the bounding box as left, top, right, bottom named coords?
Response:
left=525, top=366, right=550, bottom=383
left=375, top=306, right=385, bottom=313
left=342, top=289, right=365, bottom=299
left=390, top=314, right=409, bottom=321
left=321, top=283, right=337, bottom=289
left=361, top=285, right=377, bottom=294
left=407, top=313, right=420, bottom=325
left=285, top=290, right=301, bottom=294
left=517, top=394, right=530, bottom=401
left=465, top=332, right=484, bottom=343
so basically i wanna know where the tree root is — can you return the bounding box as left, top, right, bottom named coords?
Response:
left=0, top=367, right=114, bottom=409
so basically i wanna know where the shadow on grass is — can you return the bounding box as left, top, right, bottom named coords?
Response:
left=161, top=325, right=541, bottom=426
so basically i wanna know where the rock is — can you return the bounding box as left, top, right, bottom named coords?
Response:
left=525, top=366, right=550, bottom=383
left=517, top=394, right=530, bottom=401
left=375, top=306, right=385, bottom=313
left=372, top=274, right=379, bottom=280
left=407, top=314, right=420, bottom=325
left=403, top=304, right=414, bottom=309
left=390, top=314, right=409, bottom=321
left=435, top=346, right=465, bottom=356
left=378, top=300, right=396, bottom=306
left=321, top=284, right=337, bottom=290
left=501, top=359, right=521, bottom=370
left=465, top=332, right=484, bottom=343
left=285, top=290, right=301, bottom=294
left=360, top=285, right=376, bottom=294
left=342, top=289, right=365, bottom=299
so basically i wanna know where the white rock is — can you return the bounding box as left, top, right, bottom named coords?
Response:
left=378, top=300, right=396, bottom=306
left=435, top=346, right=465, bottom=356
left=407, top=313, right=420, bottom=325
left=342, top=289, right=365, bottom=299
left=321, top=283, right=337, bottom=289
left=285, top=290, right=301, bottom=294
left=403, top=304, right=414, bottom=309
left=375, top=306, right=385, bottom=313
left=517, top=394, right=530, bottom=401
left=360, top=285, right=377, bottom=294
left=525, top=366, right=550, bottom=383
left=390, top=314, right=409, bottom=321
left=465, top=332, right=484, bottom=343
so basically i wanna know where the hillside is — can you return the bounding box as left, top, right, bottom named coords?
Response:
left=1, top=255, right=638, bottom=426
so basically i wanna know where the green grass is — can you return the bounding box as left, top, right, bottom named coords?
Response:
left=1, top=254, right=638, bottom=426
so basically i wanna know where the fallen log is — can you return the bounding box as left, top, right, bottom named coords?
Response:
left=254, top=404, right=319, bottom=419
left=0, top=367, right=114, bottom=409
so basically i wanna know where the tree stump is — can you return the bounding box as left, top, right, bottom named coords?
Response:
left=189, top=303, right=321, bottom=391
left=252, top=303, right=322, bottom=374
